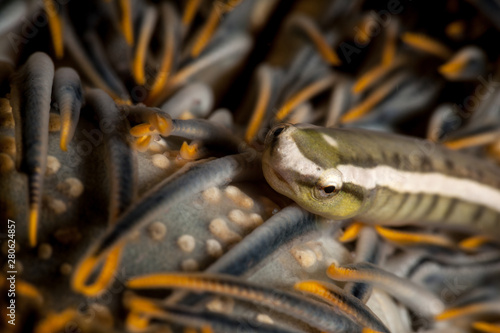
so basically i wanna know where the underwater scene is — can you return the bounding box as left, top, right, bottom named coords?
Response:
left=1, top=0, right=500, bottom=332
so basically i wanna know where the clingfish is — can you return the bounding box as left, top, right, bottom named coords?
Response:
left=262, top=124, right=500, bottom=232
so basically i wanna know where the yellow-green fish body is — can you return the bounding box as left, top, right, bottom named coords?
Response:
left=262, top=124, right=500, bottom=231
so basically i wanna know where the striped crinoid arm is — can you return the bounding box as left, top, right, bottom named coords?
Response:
left=1, top=1, right=500, bottom=333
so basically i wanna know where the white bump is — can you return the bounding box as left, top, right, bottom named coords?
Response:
left=58, top=177, right=84, bottom=198
left=228, top=209, right=250, bottom=227
left=202, top=187, right=221, bottom=204
left=47, top=197, right=67, bottom=215
left=249, top=213, right=264, bottom=226
left=128, top=230, right=141, bottom=241
left=208, top=108, right=233, bottom=128
left=152, top=154, right=170, bottom=169
left=148, top=141, right=163, bottom=154
left=0, top=153, right=14, bottom=173
left=206, top=239, right=223, bottom=257
left=0, top=135, right=15, bottom=156
left=181, top=259, right=199, bottom=271
left=228, top=210, right=262, bottom=229
left=60, top=263, right=72, bottom=275
left=0, top=100, right=14, bottom=128
left=209, top=218, right=242, bottom=243
left=0, top=112, right=14, bottom=128
left=148, top=139, right=169, bottom=154
left=224, top=185, right=240, bottom=198
left=206, top=297, right=234, bottom=314
left=256, top=314, right=274, bottom=324
left=0, top=98, right=12, bottom=114
left=46, top=155, right=61, bottom=175
left=178, top=234, right=196, bottom=253
left=239, top=197, right=254, bottom=209
left=38, top=243, right=53, bottom=260
left=225, top=186, right=254, bottom=209
left=147, top=221, right=167, bottom=241
left=429, top=300, right=445, bottom=315
left=311, top=244, right=324, bottom=261
left=290, top=248, right=316, bottom=268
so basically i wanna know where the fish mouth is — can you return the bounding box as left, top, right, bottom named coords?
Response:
left=268, top=166, right=295, bottom=195
left=272, top=168, right=287, bottom=185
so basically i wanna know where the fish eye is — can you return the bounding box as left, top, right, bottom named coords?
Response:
left=322, top=185, right=337, bottom=194
left=265, top=123, right=291, bottom=146
left=272, top=125, right=286, bottom=138
left=314, top=183, right=340, bottom=199
left=271, top=124, right=289, bottom=138
left=312, top=169, right=343, bottom=199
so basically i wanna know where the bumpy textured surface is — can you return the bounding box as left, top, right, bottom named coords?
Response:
left=1, top=1, right=500, bottom=332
